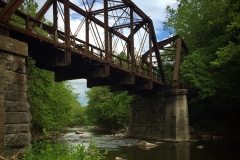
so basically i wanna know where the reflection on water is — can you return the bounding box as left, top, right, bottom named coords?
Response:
left=106, top=142, right=190, bottom=160
left=59, top=128, right=240, bottom=160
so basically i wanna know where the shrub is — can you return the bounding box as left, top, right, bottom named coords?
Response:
left=23, top=140, right=107, bottom=160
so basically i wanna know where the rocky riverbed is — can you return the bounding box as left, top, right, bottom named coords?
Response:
left=56, top=127, right=240, bottom=160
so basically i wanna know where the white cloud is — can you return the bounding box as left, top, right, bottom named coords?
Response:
left=132, top=0, right=177, bottom=32
left=69, top=79, right=89, bottom=106
left=33, top=0, right=177, bottom=105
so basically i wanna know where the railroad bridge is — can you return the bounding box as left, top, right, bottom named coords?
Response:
left=0, top=0, right=190, bottom=153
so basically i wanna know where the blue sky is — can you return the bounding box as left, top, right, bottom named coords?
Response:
left=35, top=0, right=177, bottom=106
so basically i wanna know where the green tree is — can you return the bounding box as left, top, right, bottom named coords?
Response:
left=164, top=0, right=240, bottom=127
left=28, top=60, right=82, bottom=132
left=69, top=102, right=88, bottom=126
left=85, top=86, right=132, bottom=130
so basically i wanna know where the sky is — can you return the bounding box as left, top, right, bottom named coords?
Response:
left=34, top=0, right=177, bottom=106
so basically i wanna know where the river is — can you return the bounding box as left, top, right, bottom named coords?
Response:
left=59, top=127, right=240, bottom=160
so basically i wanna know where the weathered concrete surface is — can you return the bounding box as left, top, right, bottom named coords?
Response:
left=0, top=35, right=31, bottom=154
left=129, top=94, right=166, bottom=139
left=165, top=89, right=190, bottom=140
left=129, top=89, right=190, bottom=141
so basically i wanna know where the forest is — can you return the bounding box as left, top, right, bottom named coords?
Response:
left=164, top=0, right=240, bottom=130
left=12, top=0, right=240, bottom=134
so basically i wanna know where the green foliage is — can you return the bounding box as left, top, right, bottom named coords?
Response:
left=85, top=86, right=133, bottom=130
left=23, top=140, right=107, bottom=160
left=28, top=59, right=84, bottom=132
left=69, top=103, right=89, bottom=126
left=164, top=0, right=240, bottom=127
left=164, top=0, right=240, bottom=98
left=20, top=0, right=38, bottom=17
left=161, top=50, right=175, bottom=83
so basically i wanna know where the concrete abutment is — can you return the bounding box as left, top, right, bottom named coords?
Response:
left=129, top=89, right=190, bottom=141
left=0, top=35, right=31, bottom=155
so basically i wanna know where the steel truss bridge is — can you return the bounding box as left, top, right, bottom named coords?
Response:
left=0, top=0, right=188, bottom=94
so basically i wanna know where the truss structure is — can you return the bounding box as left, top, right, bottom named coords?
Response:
left=0, top=0, right=189, bottom=93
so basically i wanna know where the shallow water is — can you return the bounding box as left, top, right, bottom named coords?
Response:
left=60, top=128, right=240, bottom=160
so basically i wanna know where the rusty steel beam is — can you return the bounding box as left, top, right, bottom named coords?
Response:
left=104, top=0, right=109, bottom=60
left=109, top=0, right=124, bottom=3
left=111, top=20, right=143, bottom=30
left=31, top=0, right=54, bottom=29
left=53, top=0, right=58, bottom=41
left=132, top=20, right=146, bottom=35
left=0, top=0, right=24, bottom=23
left=172, top=38, right=182, bottom=87
left=0, top=1, right=25, bottom=20
left=142, top=35, right=180, bottom=59
left=58, top=0, right=128, bottom=41
left=130, top=7, right=134, bottom=70
left=85, top=18, right=89, bottom=51
left=53, top=0, right=58, bottom=29
left=146, top=36, right=189, bottom=58
left=149, top=23, right=153, bottom=78
left=121, top=0, right=151, bottom=23
left=64, top=0, right=71, bottom=65
left=109, top=32, right=113, bottom=55
left=150, top=24, right=166, bottom=83
left=92, top=4, right=127, bottom=15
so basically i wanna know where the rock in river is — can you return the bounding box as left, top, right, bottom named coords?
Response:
left=79, top=134, right=92, bottom=138
left=76, top=131, right=84, bottom=134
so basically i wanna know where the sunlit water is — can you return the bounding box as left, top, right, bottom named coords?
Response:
left=59, top=128, right=240, bottom=160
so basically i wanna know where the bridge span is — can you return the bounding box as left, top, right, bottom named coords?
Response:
left=0, top=0, right=190, bottom=154
left=0, top=0, right=188, bottom=94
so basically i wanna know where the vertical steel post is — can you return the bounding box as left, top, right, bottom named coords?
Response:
left=64, top=0, right=71, bottom=65
left=127, top=41, right=130, bottom=68
left=53, top=0, right=58, bottom=29
left=109, top=32, right=113, bottom=58
left=130, top=7, right=134, bottom=70
left=53, top=0, right=58, bottom=42
left=85, top=18, right=89, bottom=52
left=172, top=38, right=182, bottom=87
left=149, top=23, right=153, bottom=78
left=104, top=0, right=109, bottom=60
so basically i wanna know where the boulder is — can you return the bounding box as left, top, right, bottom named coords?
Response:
left=76, top=131, right=84, bottom=134
left=138, top=141, right=157, bottom=150
left=138, top=141, right=157, bottom=147
left=115, top=157, right=122, bottom=160
left=79, top=134, right=92, bottom=138
left=103, top=135, right=112, bottom=137
left=114, top=133, right=125, bottom=137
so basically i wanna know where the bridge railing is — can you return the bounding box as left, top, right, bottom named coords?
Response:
left=4, top=4, right=162, bottom=82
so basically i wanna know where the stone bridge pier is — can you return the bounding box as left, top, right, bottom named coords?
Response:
left=0, top=35, right=31, bottom=154
left=129, top=89, right=190, bottom=141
